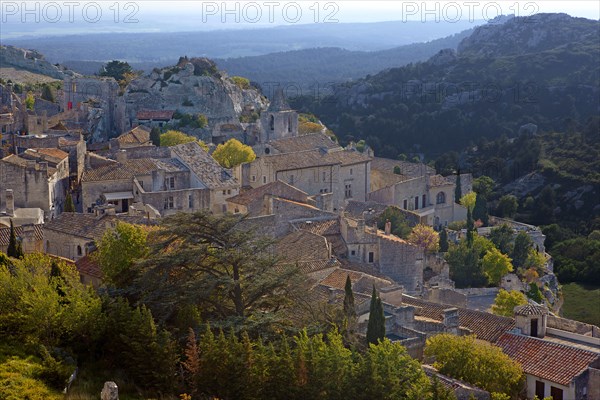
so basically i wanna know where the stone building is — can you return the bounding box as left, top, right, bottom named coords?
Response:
left=0, top=223, right=44, bottom=254
left=369, top=157, right=470, bottom=229
left=109, top=125, right=152, bottom=150
left=244, top=147, right=371, bottom=211
left=135, top=110, right=174, bottom=129
left=0, top=148, right=69, bottom=219
left=256, top=88, right=298, bottom=143
left=227, top=180, right=312, bottom=216
left=82, top=142, right=238, bottom=215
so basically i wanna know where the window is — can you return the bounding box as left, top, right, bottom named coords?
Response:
left=288, top=115, right=292, bottom=132
left=368, top=252, right=374, bottom=263
left=77, top=245, right=82, bottom=256
left=535, top=381, right=545, bottom=400
left=167, top=176, right=175, bottom=189
left=550, top=387, right=563, bottom=400
left=322, top=171, right=326, bottom=182
left=345, top=183, right=352, bottom=199
left=227, top=189, right=231, bottom=195
left=289, top=175, right=294, bottom=185
left=164, top=196, right=174, bottom=210
left=436, top=192, right=446, bottom=204
left=531, top=318, right=539, bottom=337
left=263, top=176, right=267, bottom=184
left=188, top=195, right=193, bottom=208
left=222, top=190, right=227, bottom=195
left=350, top=168, right=353, bottom=175
left=351, top=250, right=356, bottom=256
left=403, top=199, right=408, bottom=210
left=422, top=194, right=427, bottom=208
left=269, top=115, right=274, bottom=131
left=251, top=175, right=256, bottom=182
left=414, top=196, right=419, bottom=210
left=139, top=181, right=143, bottom=188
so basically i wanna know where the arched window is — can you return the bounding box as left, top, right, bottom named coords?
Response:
left=77, top=245, right=82, bottom=256
left=269, top=115, right=274, bottom=131
left=436, top=192, right=446, bottom=204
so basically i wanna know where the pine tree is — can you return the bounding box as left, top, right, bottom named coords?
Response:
left=454, top=170, right=462, bottom=204
left=150, top=127, right=161, bottom=146
left=366, top=286, right=385, bottom=345
left=7, top=219, right=18, bottom=258
left=343, top=275, right=356, bottom=319
left=439, top=228, right=449, bottom=253
left=64, top=192, right=75, bottom=212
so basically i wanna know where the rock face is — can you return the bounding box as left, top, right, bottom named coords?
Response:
left=0, top=45, right=70, bottom=80
left=100, top=381, right=118, bottom=400
left=123, top=57, right=268, bottom=135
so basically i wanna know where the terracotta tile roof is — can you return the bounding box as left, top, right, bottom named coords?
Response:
left=320, top=269, right=363, bottom=290
left=295, top=259, right=340, bottom=275
left=86, top=152, right=118, bottom=169
left=514, top=303, right=548, bottom=316
left=371, top=157, right=434, bottom=178
left=23, top=148, right=69, bottom=164
left=0, top=224, right=43, bottom=246
left=262, top=148, right=370, bottom=172
left=294, top=218, right=340, bottom=236
left=401, top=295, right=515, bottom=343
left=497, top=332, right=600, bottom=386
left=170, top=142, right=237, bottom=189
left=269, top=133, right=340, bottom=154
left=75, top=254, right=102, bottom=279
left=277, top=230, right=330, bottom=263
left=228, top=180, right=308, bottom=206
left=82, top=158, right=157, bottom=182
left=116, top=125, right=151, bottom=145
left=136, top=110, right=174, bottom=121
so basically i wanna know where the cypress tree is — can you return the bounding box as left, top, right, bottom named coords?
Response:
left=7, top=219, right=18, bottom=258
left=366, top=286, right=385, bottom=345
left=343, top=275, right=356, bottom=319
left=64, top=192, right=75, bottom=212
left=439, top=228, right=449, bottom=253
left=466, top=207, right=474, bottom=246
left=454, top=170, right=462, bottom=204
left=473, top=194, right=489, bottom=226
left=150, top=127, right=161, bottom=146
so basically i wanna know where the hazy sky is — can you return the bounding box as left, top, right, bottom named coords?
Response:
left=1, top=1, right=598, bottom=38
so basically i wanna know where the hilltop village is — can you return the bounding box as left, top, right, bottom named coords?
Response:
left=1, top=56, right=598, bottom=400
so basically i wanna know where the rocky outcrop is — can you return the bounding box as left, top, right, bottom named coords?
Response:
left=123, top=57, right=268, bottom=134
left=0, top=45, right=72, bottom=80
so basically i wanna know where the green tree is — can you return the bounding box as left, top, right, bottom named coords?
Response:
left=489, top=224, right=514, bottom=255
left=439, top=228, right=449, bottom=253
left=460, top=192, right=476, bottom=211
left=99, top=60, right=133, bottom=81
left=526, top=283, right=544, bottom=303
left=159, top=130, right=208, bottom=149
left=212, top=138, right=256, bottom=168
left=7, top=219, right=20, bottom=258
left=366, top=286, right=385, bottom=345
left=425, top=334, right=524, bottom=397
left=447, top=243, right=486, bottom=288
left=454, top=171, right=462, bottom=204
left=512, top=232, right=533, bottom=269
left=491, top=289, right=527, bottom=317
left=497, top=195, right=518, bottom=218
left=472, top=176, right=495, bottom=199
left=150, top=127, right=161, bottom=146
left=134, top=211, right=300, bottom=330
left=482, top=247, right=513, bottom=286
left=25, top=91, right=35, bottom=110
left=472, top=193, right=489, bottom=226
left=94, top=222, right=150, bottom=289
left=41, top=84, right=55, bottom=102
left=393, top=165, right=402, bottom=175
left=533, top=185, right=556, bottom=224
left=377, top=207, right=412, bottom=238
left=64, top=193, right=75, bottom=213
left=343, top=275, right=356, bottom=319
left=408, top=224, right=440, bottom=253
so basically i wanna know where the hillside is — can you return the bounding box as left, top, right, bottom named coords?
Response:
left=215, top=29, right=474, bottom=91
left=291, top=14, right=600, bottom=156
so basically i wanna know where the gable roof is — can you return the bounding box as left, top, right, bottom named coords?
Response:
left=23, top=148, right=69, bottom=164
left=43, top=212, right=155, bottom=241
left=262, top=148, right=371, bottom=173
left=0, top=224, right=43, bottom=246
left=401, top=295, right=516, bottom=343
left=497, top=332, right=600, bottom=386
left=269, top=133, right=340, bottom=154
left=116, top=125, right=151, bottom=145
left=170, top=142, right=237, bottom=189
left=75, top=254, right=102, bottom=279
left=82, top=158, right=158, bottom=182
left=277, top=230, right=330, bottom=263
left=371, top=157, right=434, bottom=178
left=515, top=303, right=549, bottom=316
left=227, top=180, right=309, bottom=207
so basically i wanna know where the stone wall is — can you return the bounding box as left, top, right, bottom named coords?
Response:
left=547, top=315, right=600, bottom=337
left=378, top=236, right=421, bottom=293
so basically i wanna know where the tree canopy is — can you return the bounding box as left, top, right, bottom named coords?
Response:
left=159, top=130, right=208, bottom=150
left=212, top=138, right=256, bottom=168
left=408, top=224, right=440, bottom=253
left=491, top=289, right=527, bottom=317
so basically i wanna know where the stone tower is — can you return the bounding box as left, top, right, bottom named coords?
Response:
left=260, top=88, right=298, bottom=142
left=514, top=302, right=549, bottom=338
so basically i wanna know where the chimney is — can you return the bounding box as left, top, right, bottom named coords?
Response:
left=443, top=308, right=459, bottom=333
left=6, top=189, right=14, bottom=216
left=384, top=219, right=391, bottom=235
left=116, top=149, right=127, bottom=163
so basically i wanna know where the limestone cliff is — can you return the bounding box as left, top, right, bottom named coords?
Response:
left=123, top=58, right=268, bottom=136
left=0, top=45, right=73, bottom=80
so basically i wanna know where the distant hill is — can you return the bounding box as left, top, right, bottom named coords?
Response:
left=215, top=29, right=474, bottom=91
left=5, top=20, right=479, bottom=63
left=291, top=14, right=600, bottom=157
